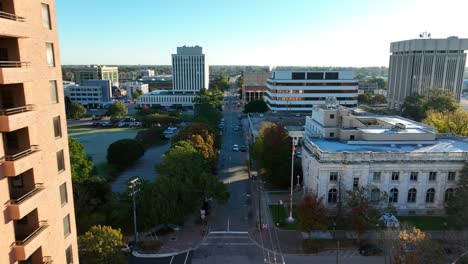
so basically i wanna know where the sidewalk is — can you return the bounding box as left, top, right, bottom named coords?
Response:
left=156, top=224, right=207, bottom=254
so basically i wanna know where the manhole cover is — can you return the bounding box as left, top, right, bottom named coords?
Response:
left=170, top=237, right=177, bottom=241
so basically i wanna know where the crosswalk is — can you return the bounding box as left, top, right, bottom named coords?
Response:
left=316, top=249, right=359, bottom=258
left=201, top=231, right=255, bottom=246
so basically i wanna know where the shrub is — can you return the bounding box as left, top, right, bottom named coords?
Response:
left=135, top=127, right=166, bottom=149
left=107, top=139, right=144, bottom=167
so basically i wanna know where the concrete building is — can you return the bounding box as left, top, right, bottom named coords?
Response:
left=73, top=65, right=119, bottom=86
left=172, top=46, right=208, bottom=93
left=301, top=105, right=468, bottom=215
left=388, top=36, right=468, bottom=109
left=65, top=80, right=112, bottom=108
left=0, top=1, right=78, bottom=263
left=358, top=82, right=387, bottom=97
left=121, top=81, right=149, bottom=100
left=139, top=90, right=195, bottom=107
left=140, top=75, right=173, bottom=91
left=266, top=71, right=358, bottom=112
left=136, top=69, right=155, bottom=77
left=242, top=72, right=270, bottom=104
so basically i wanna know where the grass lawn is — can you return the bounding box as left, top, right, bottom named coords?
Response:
left=397, top=216, right=451, bottom=230
left=269, top=204, right=303, bottom=230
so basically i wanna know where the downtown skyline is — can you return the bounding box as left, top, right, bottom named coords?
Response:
left=57, top=0, right=468, bottom=66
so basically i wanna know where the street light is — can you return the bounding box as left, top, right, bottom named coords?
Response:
left=287, top=138, right=297, bottom=223
left=277, top=200, right=283, bottom=226
left=129, top=177, right=141, bottom=245
left=296, top=174, right=301, bottom=189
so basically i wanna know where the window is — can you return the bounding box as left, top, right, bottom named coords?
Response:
left=329, top=172, right=338, bottom=182
left=408, top=210, right=416, bottom=215
left=407, top=188, right=417, bottom=203
left=410, top=172, right=418, bottom=181
left=325, top=72, right=339, bottom=80
left=11, top=174, right=24, bottom=188
left=353, top=177, right=359, bottom=189
left=349, top=135, right=355, bottom=141
left=448, top=172, right=456, bottom=181
left=445, top=188, right=454, bottom=203
left=291, top=72, right=305, bottom=80
left=60, top=183, right=68, bottom=206
left=373, top=172, right=381, bottom=182
left=65, top=245, right=73, bottom=264
left=426, top=188, right=435, bottom=203
left=53, top=116, right=62, bottom=138
left=46, top=42, right=55, bottom=66
left=63, top=214, right=71, bottom=237
left=389, top=188, right=398, bottom=203
left=329, top=114, right=335, bottom=119
left=50, top=80, right=58, bottom=103
left=370, top=188, right=380, bottom=202
left=329, top=132, right=335, bottom=137
left=307, top=72, right=323, bottom=80
left=41, top=3, right=51, bottom=29
left=429, top=172, right=437, bottom=181
left=328, top=188, right=337, bottom=203
left=391, top=172, right=400, bottom=181
left=57, top=150, right=65, bottom=172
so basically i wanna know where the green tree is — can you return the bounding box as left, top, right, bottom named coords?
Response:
left=68, top=137, right=93, bottom=181
left=297, top=193, right=328, bottom=239
left=107, top=139, right=144, bottom=167
left=423, top=109, right=468, bottom=136
left=140, top=113, right=180, bottom=128
left=194, top=89, right=222, bottom=129
left=401, top=94, right=427, bottom=121
left=68, top=103, right=87, bottom=119
left=135, top=127, right=166, bottom=149
left=253, top=122, right=292, bottom=186
left=132, top=89, right=143, bottom=100
left=243, top=100, right=268, bottom=113
left=357, top=92, right=372, bottom=104
left=172, top=123, right=219, bottom=161
left=447, top=164, right=468, bottom=228
left=423, top=88, right=459, bottom=113
left=107, top=102, right=128, bottom=117
left=78, top=225, right=125, bottom=264
left=371, top=94, right=387, bottom=104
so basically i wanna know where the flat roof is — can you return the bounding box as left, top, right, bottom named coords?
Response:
left=309, top=138, right=468, bottom=153
left=358, top=128, right=429, bottom=134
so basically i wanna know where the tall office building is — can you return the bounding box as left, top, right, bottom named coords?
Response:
left=73, top=65, right=119, bottom=86
left=172, top=46, right=208, bottom=93
left=388, top=36, right=468, bottom=109
left=0, top=1, right=78, bottom=263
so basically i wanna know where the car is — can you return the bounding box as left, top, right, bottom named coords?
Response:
left=240, top=145, right=247, bottom=152
left=232, top=144, right=239, bottom=152
left=219, top=131, right=223, bottom=136
left=259, top=113, right=264, bottom=117
left=101, top=122, right=113, bottom=127
left=91, top=115, right=103, bottom=120
left=295, top=151, right=302, bottom=158
left=295, top=113, right=301, bottom=117
left=359, top=244, right=383, bottom=256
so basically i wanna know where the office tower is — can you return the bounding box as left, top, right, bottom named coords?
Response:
left=0, top=1, right=78, bottom=263
left=73, top=65, right=119, bottom=86
left=172, top=45, right=208, bottom=93
left=388, top=36, right=468, bottom=109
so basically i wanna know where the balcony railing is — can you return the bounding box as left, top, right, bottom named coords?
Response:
left=9, top=183, right=44, bottom=204
left=4, top=145, right=40, bottom=161
left=43, top=256, right=53, bottom=264
left=14, top=221, right=48, bottom=246
left=0, top=105, right=34, bottom=116
left=0, top=61, right=30, bottom=68
left=0, top=10, right=25, bottom=22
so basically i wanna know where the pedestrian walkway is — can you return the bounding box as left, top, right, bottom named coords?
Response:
left=156, top=225, right=207, bottom=254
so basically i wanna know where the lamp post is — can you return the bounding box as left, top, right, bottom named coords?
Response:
left=296, top=174, right=301, bottom=189
left=277, top=200, right=283, bottom=226
left=287, top=139, right=296, bottom=223
left=129, top=177, right=141, bottom=245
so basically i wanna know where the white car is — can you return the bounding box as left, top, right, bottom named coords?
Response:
left=232, top=144, right=239, bottom=152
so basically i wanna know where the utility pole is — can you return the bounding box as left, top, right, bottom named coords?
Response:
left=287, top=138, right=296, bottom=223
left=129, top=177, right=141, bottom=245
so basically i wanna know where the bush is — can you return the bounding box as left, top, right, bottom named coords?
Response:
left=135, top=128, right=167, bottom=149
left=107, top=139, right=144, bottom=167
left=141, top=113, right=180, bottom=128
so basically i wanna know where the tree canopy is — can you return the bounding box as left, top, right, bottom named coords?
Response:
left=107, top=102, right=128, bottom=117
left=78, top=225, right=124, bottom=263
left=297, top=193, right=328, bottom=238
left=107, top=139, right=144, bottom=167
left=423, top=109, right=468, bottom=136
left=67, top=103, right=87, bottom=120
left=132, top=89, right=144, bottom=100
left=68, top=137, right=93, bottom=181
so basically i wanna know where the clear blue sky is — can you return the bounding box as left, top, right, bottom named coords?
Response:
left=56, top=0, right=468, bottom=66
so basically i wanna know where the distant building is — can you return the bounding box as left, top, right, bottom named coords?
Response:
left=140, top=75, right=173, bottom=91
left=137, top=69, right=155, bottom=77
left=139, top=90, right=195, bottom=107
left=388, top=36, right=468, bottom=109
left=121, top=81, right=149, bottom=99
left=65, top=80, right=113, bottom=107
left=358, top=82, right=387, bottom=97
left=73, top=65, right=119, bottom=86
left=242, top=72, right=270, bottom=104
left=302, top=105, right=468, bottom=215
left=266, top=71, right=358, bottom=112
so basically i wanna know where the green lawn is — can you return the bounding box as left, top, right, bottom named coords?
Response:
left=397, top=216, right=450, bottom=230
left=269, top=204, right=303, bottom=230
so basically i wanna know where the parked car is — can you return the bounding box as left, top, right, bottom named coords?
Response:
left=359, top=244, right=383, bottom=256
left=101, top=121, right=112, bottom=127
left=240, top=145, right=247, bottom=152
left=91, top=115, right=104, bottom=120
left=295, top=151, right=302, bottom=159
left=233, top=126, right=240, bottom=131
left=232, top=144, right=239, bottom=152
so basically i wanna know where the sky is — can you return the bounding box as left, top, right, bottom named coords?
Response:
left=56, top=0, right=468, bottom=66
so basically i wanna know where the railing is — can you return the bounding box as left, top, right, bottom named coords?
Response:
left=0, top=10, right=25, bottom=21
left=9, top=183, right=44, bottom=204
left=0, top=105, right=34, bottom=115
left=4, top=145, right=39, bottom=161
left=43, top=256, right=53, bottom=264
left=14, top=221, right=48, bottom=246
left=0, top=61, right=30, bottom=68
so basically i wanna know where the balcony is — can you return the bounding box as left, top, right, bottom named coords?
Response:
left=42, top=256, right=53, bottom=264
left=0, top=0, right=27, bottom=38
left=0, top=105, right=35, bottom=132
left=0, top=11, right=25, bottom=22
left=2, top=145, right=40, bottom=177
left=8, top=183, right=45, bottom=220
left=0, top=61, right=31, bottom=84
left=13, top=221, right=49, bottom=261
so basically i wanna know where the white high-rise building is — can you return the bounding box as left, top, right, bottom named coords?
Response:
left=388, top=36, right=468, bottom=109
left=172, top=46, right=208, bottom=93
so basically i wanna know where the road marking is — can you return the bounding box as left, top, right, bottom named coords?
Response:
left=207, top=236, right=249, bottom=239
left=227, top=218, right=230, bottom=232
left=169, top=255, right=174, bottom=264
left=209, top=231, right=249, bottom=234
left=183, top=251, right=190, bottom=264
left=202, top=242, right=255, bottom=246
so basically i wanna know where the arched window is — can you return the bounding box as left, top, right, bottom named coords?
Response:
left=445, top=188, right=454, bottom=202
left=371, top=188, right=380, bottom=202
left=426, top=188, right=435, bottom=203
left=328, top=188, right=337, bottom=203
left=389, top=188, right=398, bottom=203
left=407, top=188, right=417, bottom=203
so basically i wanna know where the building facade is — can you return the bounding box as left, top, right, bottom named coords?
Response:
left=0, top=0, right=78, bottom=263
left=302, top=106, right=468, bottom=215
left=172, top=46, right=208, bottom=92
left=73, top=65, right=119, bottom=86
left=120, top=81, right=149, bottom=100
left=136, top=69, right=155, bottom=77
left=266, top=71, right=358, bottom=112
left=387, top=36, right=468, bottom=109
left=65, top=80, right=113, bottom=107
left=139, top=90, right=195, bottom=107
left=241, top=71, right=270, bottom=104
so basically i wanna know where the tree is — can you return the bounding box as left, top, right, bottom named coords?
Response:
left=68, top=137, right=93, bottom=181
left=78, top=225, right=124, bottom=264
left=423, top=88, right=459, bottom=113
left=423, top=109, right=468, bottom=136
left=371, top=94, right=387, bottom=104
left=401, top=94, right=426, bottom=121
left=107, top=139, right=144, bottom=167
left=132, top=89, right=143, bottom=100
left=135, top=127, right=166, bottom=149
left=243, top=100, right=268, bottom=113
left=252, top=122, right=292, bottom=186
left=297, top=193, right=328, bottom=239
left=68, top=103, right=87, bottom=119
left=447, top=163, right=468, bottom=228
left=107, top=102, right=128, bottom=117
left=357, top=92, right=372, bottom=104
left=172, top=123, right=219, bottom=165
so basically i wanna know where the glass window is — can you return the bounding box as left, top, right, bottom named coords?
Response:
left=60, top=183, right=68, bottom=206
left=41, top=3, right=51, bottom=29
left=329, top=132, right=335, bottom=137
left=391, top=172, right=400, bottom=181
left=370, top=188, right=380, bottom=202
left=46, top=42, right=55, bottom=66
left=429, top=172, right=437, bottom=181
left=373, top=172, right=381, bottom=182
left=328, top=188, right=337, bottom=203
left=445, top=188, right=454, bottom=202
left=307, top=72, right=323, bottom=80
left=329, top=114, right=335, bottom=119
left=448, top=172, right=456, bottom=181
left=291, top=72, right=305, bottom=80
left=426, top=188, right=435, bottom=203
left=353, top=177, right=359, bottom=189
left=407, top=188, right=417, bottom=203
left=389, top=188, right=398, bottom=203
left=325, top=72, right=339, bottom=80
left=50, top=81, right=58, bottom=103
left=329, top=172, right=338, bottom=182
left=53, top=116, right=62, bottom=138
left=410, top=172, right=418, bottom=181
left=66, top=245, right=73, bottom=264
left=63, top=214, right=71, bottom=237
left=57, top=149, right=65, bottom=172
